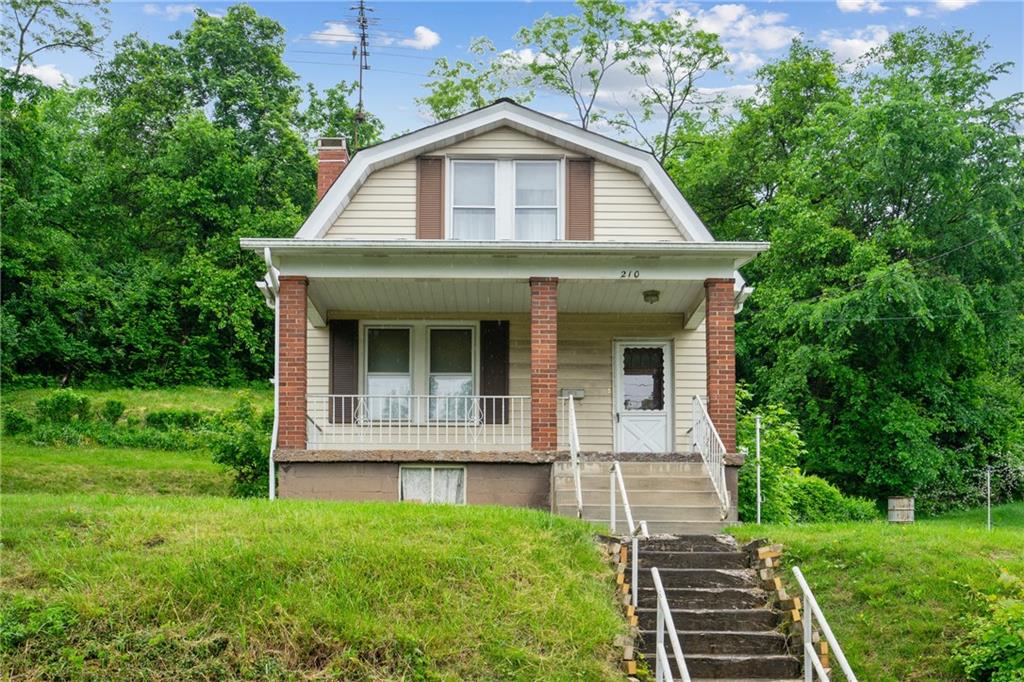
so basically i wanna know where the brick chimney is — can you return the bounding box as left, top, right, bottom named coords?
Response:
left=317, top=137, right=349, bottom=200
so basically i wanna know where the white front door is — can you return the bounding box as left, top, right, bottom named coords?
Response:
left=614, top=341, right=673, bottom=453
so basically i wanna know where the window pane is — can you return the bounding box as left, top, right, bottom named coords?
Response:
left=430, top=329, right=472, bottom=373
left=367, top=328, right=410, bottom=372
left=365, top=376, right=411, bottom=420
left=515, top=208, right=557, bottom=240
left=433, top=468, right=465, bottom=504
left=622, top=347, right=665, bottom=411
left=453, top=208, right=496, bottom=240
left=453, top=162, right=495, bottom=206
left=401, top=468, right=432, bottom=502
left=516, top=162, right=557, bottom=206
left=428, top=376, right=474, bottom=421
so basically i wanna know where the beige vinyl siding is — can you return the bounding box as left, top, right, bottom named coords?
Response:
left=325, top=160, right=417, bottom=239
left=307, top=311, right=705, bottom=452
left=325, top=125, right=687, bottom=242
left=593, top=163, right=684, bottom=242
left=443, top=126, right=582, bottom=156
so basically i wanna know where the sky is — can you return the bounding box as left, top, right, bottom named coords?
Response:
left=13, top=0, right=1024, bottom=136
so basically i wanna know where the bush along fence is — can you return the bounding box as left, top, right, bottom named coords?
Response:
left=1, top=389, right=271, bottom=497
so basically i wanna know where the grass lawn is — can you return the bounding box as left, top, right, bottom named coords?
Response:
left=1, top=440, right=232, bottom=497
left=729, top=503, right=1024, bottom=681
left=1, top=495, right=625, bottom=680
left=3, top=386, right=272, bottom=417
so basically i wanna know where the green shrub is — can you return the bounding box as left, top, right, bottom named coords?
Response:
left=955, top=571, right=1024, bottom=681
left=145, top=409, right=205, bottom=431
left=99, top=400, right=126, bottom=425
left=206, top=399, right=270, bottom=497
left=790, top=475, right=878, bottom=522
left=1, top=406, right=33, bottom=435
left=35, top=390, right=91, bottom=424
left=737, top=391, right=801, bottom=524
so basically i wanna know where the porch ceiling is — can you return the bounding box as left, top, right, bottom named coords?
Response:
left=307, top=278, right=704, bottom=315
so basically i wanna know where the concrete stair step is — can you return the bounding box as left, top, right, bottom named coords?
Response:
left=632, top=549, right=748, bottom=569
left=568, top=461, right=709, bottom=477
left=645, top=653, right=801, bottom=679
left=636, top=567, right=759, bottom=589
left=554, top=474, right=714, bottom=491
left=553, top=489, right=721, bottom=506
left=639, top=630, right=789, bottom=656
left=636, top=587, right=769, bottom=610
left=637, top=608, right=780, bottom=631
left=638, top=535, right=740, bottom=552
left=569, top=504, right=726, bottom=522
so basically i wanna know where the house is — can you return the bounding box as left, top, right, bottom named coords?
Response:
left=241, top=100, right=767, bottom=530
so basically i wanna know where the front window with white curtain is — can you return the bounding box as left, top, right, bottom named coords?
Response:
left=449, top=159, right=562, bottom=240
left=400, top=466, right=466, bottom=504
left=365, top=327, right=412, bottom=420
left=428, top=328, right=474, bottom=421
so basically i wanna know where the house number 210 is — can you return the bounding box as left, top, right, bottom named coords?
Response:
left=620, top=270, right=640, bottom=278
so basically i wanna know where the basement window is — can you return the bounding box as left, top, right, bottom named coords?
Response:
left=400, top=466, right=466, bottom=504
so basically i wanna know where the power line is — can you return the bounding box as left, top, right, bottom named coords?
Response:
left=286, top=59, right=426, bottom=78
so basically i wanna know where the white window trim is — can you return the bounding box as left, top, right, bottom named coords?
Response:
left=359, top=320, right=480, bottom=399
left=399, top=464, right=468, bottom=504
left=446, top=157, right=564, bottom=241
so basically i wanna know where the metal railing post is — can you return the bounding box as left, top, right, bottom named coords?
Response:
left=803, top=581, right=813, bottom=682
left=755, top=414, right=762, bottom=525
left=632, top=535, right=639, bottom=608
left=610, top=467, right=617, bottom=534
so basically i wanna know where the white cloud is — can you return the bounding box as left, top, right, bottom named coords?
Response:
left=19, top=63, right=72, bottom=86
left=400, top=26, right=441, bottom=50
left=309, top=21, right=358, bottom=46
left=935, top=0, right=979, bottom=10
left=904, top=6, right=922, bottom=16
left=836, top=0, right=888, bottom=13
left=730, top=50, right=764, bottom=72
left=819, top=25, right=890, bottom=63
left=673, top=4, right=801, bottom=52
left=142, top=4, right=199, bottom=21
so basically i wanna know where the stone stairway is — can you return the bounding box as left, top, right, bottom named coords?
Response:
left=631, top=535, right=801, bottom=680
left=552, top=460, right=727, bottom=534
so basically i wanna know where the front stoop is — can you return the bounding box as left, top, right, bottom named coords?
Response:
left=629, top=534, right=802, bottom=680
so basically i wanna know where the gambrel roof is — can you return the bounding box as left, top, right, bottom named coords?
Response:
left=295, top=99, right=715, bottom=242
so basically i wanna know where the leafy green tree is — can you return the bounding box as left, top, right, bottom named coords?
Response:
left=674, top=31, right=1024, bottom=501
left=1, top=0, right=109, bottom=79
left=515, top=0, right=631, bottom=129
left=302, top=80, right=383, bottom=149
left=418, top=38, right=533, bottom=122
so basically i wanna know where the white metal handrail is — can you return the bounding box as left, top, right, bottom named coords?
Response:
left=567, top=395, right=584, bottom=518
left=306, top=394, right=530, bottom=449
left=691, top=395, right=730, bottom=517
left=651, top=566, right=692, bottom=682
left=609, top=461, right=638, bottom=536
left=792, top=567, right=858, bottom=681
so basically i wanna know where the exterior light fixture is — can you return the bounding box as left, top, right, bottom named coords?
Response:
left=643, top=289, right=661, bottom=304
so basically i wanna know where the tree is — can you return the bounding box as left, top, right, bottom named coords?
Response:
left=302, top=80, right=383, bottom=149
left=608, top=17, right=727, bottom=165
left=1, top=0, right=109, bottom=78
left=673, top=32, right=1024, bottom=502
left=418, top=37, right=533, bottom=122
left=515, top=0, right=631, bottom=129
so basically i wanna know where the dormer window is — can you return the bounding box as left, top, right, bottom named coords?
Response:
left=449, top=159, right=562, bottom=241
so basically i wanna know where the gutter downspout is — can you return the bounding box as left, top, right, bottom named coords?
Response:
left=260, top=247, right=281, bottom=501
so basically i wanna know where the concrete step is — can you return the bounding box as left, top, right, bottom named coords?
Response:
left=637, top=608, right=780, bottom=632
left=553, top=488, right=722, bottom=506
left=576, top=518, right=729, bottom=535
left=632, top=550, right=748, bottom=569
left=639, top=630, right=789, bottom=656
left=570, top=503, right=726, bottom=522
left=637, top=568, right=759, bottom=589
left=636, top=587, right=769, bottom=610
left=638, top=535, right=740, bottom=553
left=553, top=474, right=714, bottom=491
left=645, top=653, right=802, bottom=680
left=563, top=461, right=709, bottom=477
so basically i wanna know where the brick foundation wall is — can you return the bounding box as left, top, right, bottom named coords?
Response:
left=277, top=276, right=308, bottom=449
left=705, top=278, right=736, bottom=453
left=530, top=277, right=559, bottom=451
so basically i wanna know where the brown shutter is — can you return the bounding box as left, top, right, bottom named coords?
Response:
left=329, top=320, right=358, bottom=423
left=416, top=156, right=445, bottom=239
left=565, top=158, right=594, bottom=240
left=479, top=321, right=510, bottom=425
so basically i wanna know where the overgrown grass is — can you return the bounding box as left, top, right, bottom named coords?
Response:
left=3, top=386, right=272, bottom=417
left=1, top=495, right=625, bottom=680
left=1, top=440, right=231, bottom=496
left=729, top=503, right=1024, bottom=681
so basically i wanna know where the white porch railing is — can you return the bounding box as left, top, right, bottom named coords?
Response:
left=793, top=567, right=858, bottom=681
left=691, top=395, right=730, bottom=517
left=651, top=566, right=693, bottom=682
left=566, top=396, right=584, bottom=518
left=306, top=395, right=530, bottom=450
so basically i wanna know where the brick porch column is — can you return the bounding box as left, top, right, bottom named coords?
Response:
left=705, top=277, right=740, bottom=516
left=277, top=276, right=308, bottom=450
left=529, top=277, right=558, bottom=451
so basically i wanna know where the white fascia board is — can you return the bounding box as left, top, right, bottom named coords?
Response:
left=296, top=101, right=716, bottom=242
